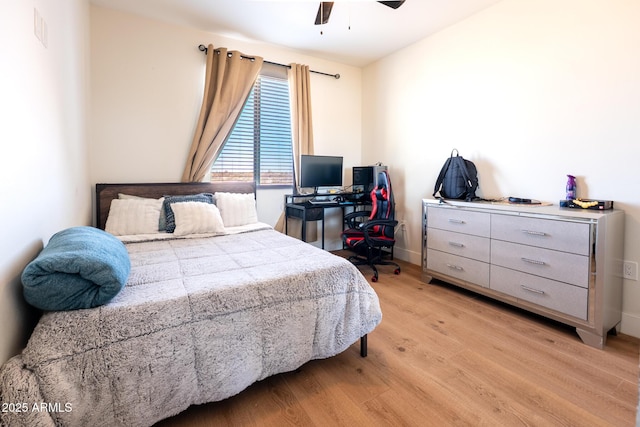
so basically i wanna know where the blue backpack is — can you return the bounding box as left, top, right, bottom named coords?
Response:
left=433, top=149, right=479, bottom=202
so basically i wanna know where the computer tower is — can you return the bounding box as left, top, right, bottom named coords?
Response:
left=352, top=165, right=387, bottom=195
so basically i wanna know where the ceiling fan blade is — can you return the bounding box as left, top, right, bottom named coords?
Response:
left=315, top=2, right=334, bottom=25
left=377, top=1, right=406, bottom=9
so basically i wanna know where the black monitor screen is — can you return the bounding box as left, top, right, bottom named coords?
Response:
left=299, top=155, right=343, bottom=189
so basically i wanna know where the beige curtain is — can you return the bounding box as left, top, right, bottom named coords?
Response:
left=181, top=45, right=263, bottom=182
left=289, top=64, right=315, bottom=193
left=274, top=64, right=316, bottom=242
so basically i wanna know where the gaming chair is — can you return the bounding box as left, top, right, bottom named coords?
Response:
left=342, top=170, right=400, bottom=282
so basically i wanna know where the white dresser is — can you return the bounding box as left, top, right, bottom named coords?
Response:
left=422, top=198, right=625, bottom=348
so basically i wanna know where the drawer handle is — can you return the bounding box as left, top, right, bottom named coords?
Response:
left=521, top=285, right=545, bottom=295
left=521, top=229, right=547, bottom=237
left=446, top=264, right=464, bottom=271
left=521, top=257, right=546, bottom=266
left=448, top=219, right=465, bottom=224
left=448, top=242, right=465, bottom=248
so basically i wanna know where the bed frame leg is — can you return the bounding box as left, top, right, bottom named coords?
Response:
left=360, top=334, right=368, bottom=357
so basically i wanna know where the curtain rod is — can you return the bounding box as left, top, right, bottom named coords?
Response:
left=198, top=44, right=340, bottom=79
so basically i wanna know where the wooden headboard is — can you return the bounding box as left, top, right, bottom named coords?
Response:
left=95, top=182, right=256, bottom=230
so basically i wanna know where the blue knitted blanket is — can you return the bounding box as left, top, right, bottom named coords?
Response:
left=21, top=226, right=130, bottom=311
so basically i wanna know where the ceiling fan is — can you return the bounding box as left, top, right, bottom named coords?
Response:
left=314, top=1, right=406, bottom=25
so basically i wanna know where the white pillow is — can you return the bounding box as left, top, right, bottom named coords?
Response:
left=105, top=198, right=164, bottom=236
left=215, top=192, right=258, bottom=227
left=172, top=201, right=225, bottom=236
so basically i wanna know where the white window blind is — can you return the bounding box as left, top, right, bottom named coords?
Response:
left=210, top=75, right=293, bottom=185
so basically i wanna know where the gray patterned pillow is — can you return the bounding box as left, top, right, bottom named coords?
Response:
left=162, top=193, right=214, bottom=233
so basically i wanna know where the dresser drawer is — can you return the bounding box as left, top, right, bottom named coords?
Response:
left=490, top=265, right=588, bottom=320
left=427, top=249, right=490, bottom=287
left=491, top=240, right=589, bottom=288
left=426, top=228, right=490, bottom=263
left=491, top=214, right=591, bottom=255
left=427, top=206, right=490, bottom=237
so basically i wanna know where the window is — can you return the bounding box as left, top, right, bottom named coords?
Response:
left=210, top=72, right=293, bottom=186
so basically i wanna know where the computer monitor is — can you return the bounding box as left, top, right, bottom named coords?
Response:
left=352, top=165, right=388, bottom=199
left=299, top=155, right=343, bottom=191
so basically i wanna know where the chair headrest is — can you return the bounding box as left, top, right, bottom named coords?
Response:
left=377, top=171, right=389, bottom=189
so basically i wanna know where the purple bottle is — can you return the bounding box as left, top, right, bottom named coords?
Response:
left=566, top=175, right=576, bottom=200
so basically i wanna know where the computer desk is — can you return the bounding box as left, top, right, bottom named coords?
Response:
left=284, top=193, right=370, bottom=249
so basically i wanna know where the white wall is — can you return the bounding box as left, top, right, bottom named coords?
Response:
left=362, top=0, right=640, bottom=336
left=89, top=6, right=363, bottom=249
left=0, top=0, right=91, bottom=365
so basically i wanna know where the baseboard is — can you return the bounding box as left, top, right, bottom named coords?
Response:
left=621, top=312, right=640, bottom=339
left=394, top=247, right=421, bottom=266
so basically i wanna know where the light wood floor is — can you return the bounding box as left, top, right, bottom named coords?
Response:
left=156, top=258, right=639, bottom=427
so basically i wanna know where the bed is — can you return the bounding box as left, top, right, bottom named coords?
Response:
left=0, top=182, right=382, bottom=427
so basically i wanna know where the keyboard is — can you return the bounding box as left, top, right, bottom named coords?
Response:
left=309, top=199, right=336, bottom=205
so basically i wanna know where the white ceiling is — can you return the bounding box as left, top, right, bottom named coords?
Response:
left=90, top=0, right=502, bottom=67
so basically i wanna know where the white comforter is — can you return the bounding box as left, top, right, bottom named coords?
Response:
left=0, top=227, right=382, bottom=427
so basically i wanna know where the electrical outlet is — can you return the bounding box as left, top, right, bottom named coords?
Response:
left=623, top=260, right=638, bottom=281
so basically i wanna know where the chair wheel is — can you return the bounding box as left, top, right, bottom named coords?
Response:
left=394, top=268, right=401, bottom=275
